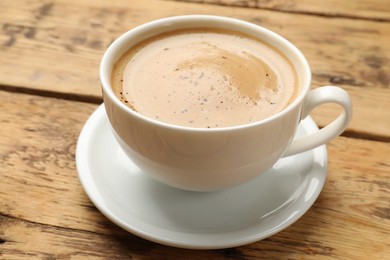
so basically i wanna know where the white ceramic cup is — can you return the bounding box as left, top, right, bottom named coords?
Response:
left=100, top=15, right=352, bottom=192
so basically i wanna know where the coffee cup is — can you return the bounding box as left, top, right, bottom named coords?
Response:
left=100, top=15, right=352, bottom=192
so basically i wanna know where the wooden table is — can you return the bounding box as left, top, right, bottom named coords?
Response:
left=1, top=0, right=389, bottom=259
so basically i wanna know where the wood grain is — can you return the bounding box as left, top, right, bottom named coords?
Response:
left=1, top=90, right=389, bottom=259
left=171, top=0, right=390, bottom=21
left=0, top=0, right=389, bottom=138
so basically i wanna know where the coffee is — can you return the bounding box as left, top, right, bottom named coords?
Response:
left=111, top=28, right=298, bottom=128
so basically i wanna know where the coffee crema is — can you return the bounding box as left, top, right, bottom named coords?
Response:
left=112, top=28, right=298, bottom=128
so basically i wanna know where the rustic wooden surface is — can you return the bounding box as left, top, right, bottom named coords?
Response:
left=1, top=0, right=389, bottom=259
left=0, top=0, right=389, bottom=139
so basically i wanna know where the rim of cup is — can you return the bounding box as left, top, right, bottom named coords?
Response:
left=100, top=15, right=312, bottom=132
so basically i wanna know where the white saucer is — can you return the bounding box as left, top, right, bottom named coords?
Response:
left=76, top=105, right=327, bottom=249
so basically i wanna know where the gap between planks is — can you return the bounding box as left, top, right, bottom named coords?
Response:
left=166, top=0, right=390, bottom=23
left=0, top=211, right=108, bottom=243
left=0, top=84, right=102, bottom=105
left=1, top=87, right=389, bottom=143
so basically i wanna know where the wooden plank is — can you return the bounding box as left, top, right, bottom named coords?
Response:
left=1, top=0, right=389, bottom=94
left=0, top=0, right=389, bottom=138
left=0, top=215, right=224, bottom=260
left=0, top=93, right=103, bottom=234
left=0, top=91, right=389, bottom=258
left=171, top=0, right=390, bottom=21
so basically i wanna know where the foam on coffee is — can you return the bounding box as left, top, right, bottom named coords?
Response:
left=112, top=28, right=297, bottom=128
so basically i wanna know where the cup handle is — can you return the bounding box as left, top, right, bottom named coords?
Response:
left=283, top=86, right=352, bottom=157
